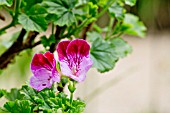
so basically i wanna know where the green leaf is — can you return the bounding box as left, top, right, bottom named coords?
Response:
left=108, top=2, right=125, bottom=20
left=0, top=0, right=13, bottom=6
left=21, top=0, right=43, bottom=11
left=54, top=12, right=76, bottom=26
left=122, top=13, right=147, bottom=37
left=4, top=88, right=24, bottom=101
left=89, top=31, right=132, bottom=72
left=0, top=89, right=6, bottom=98
left=20, top=85, right=37, bottom=100
left=4, top=100, right=31, bottom=113
left=87, top=31, right=103, bottom=42
left=41, top=34, right=56, bottom=48
left=41, top=36, right=49, bottom=48
left=27, top=4, right=47, bottom=15
left=124, top=0, right=136, bottom=6
left=110, top=37, right=132, bottom=58
left=43, top=0, right=77, bottom=26
left=90, top=37, right=118, bottom=72
left=87, top=2, right=98, bottom=17
left=18, top=13, right=48, bottom=32
left=2, top=85, right=85, bottom=113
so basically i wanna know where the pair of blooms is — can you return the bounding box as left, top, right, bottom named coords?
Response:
left=30, top=39, right=93, bottom=91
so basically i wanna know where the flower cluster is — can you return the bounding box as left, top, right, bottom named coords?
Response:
left=30, top=39, right=93, bottom=91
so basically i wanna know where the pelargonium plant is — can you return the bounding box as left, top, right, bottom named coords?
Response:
left=0, top=0, right=146, bottom=112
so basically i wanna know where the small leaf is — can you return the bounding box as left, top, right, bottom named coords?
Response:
left=41, top=34, right=56, bottom=48
left=5, top=88, right=24, bottom=101
left=88, top=2, right=98, bottom=17
left=122, top=13, right=147, bottom=37
left=124, top=0, right=137, bottom=6
left=0, top=0, right=13, bottom=6
left=21, top=85, right=37, bottom=100
left=41, top=36, right=50, bottom=48
left=0, top=89, right=6, bottom=98
left=18, top=13, right=48, bottom=32
left=108, top=2, right=125, bottom=20
left=4, top=100, right=31, bottom=113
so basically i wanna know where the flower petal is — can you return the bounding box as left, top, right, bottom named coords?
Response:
left=31, top=53, right=53, bottom=73
left=59, top=60, right=73, bottom=78
left=30, top=52, right=60, bottom=91
left=69, top=56, right=93, bottom=82
left=30, top=69, right=52, bottom=91
left=30, top=76, right=52, bottom=91
left=58, top=39, right=93, bottom=82
left=44, top=51, right=56, bottom=67
left=67, top=39, right=90, bottom=58
left=57, top=40, right=70, bottom=61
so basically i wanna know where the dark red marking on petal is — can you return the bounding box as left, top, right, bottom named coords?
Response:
left=31, top=53, right=53, bottom=71
left=42, top=84, right=46, bottom=86
left=56, top=40, right=70, bottom=60
left=44, top=51, right=55, bottom=66
left=67, top=39, right=90, bottom=58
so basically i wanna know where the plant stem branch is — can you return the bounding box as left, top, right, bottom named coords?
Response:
left=96, top=0, right=117, bottom=18
left=70, top=92, right=73, bottom=106
left=0, top=0, right=21, bottom=34
left=0, top=30, right=39, bottom=69
left=81, top=22, right=93, bottom=40
left=49, top=26, right=63, bottom=53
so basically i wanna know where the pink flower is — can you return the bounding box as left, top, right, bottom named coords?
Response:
left=57, top=39, right=93, bottom=82
left=30, top=52, right=60, bottom=91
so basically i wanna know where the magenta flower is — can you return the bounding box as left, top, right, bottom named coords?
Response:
left=30, top=52, right=60, bottom=91
left=57, top=39, right=93, bottom=82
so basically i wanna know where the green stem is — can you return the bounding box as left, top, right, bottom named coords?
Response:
left=0, top=0, right=21, bottom=34
left=96, top=0, right=117, bottom=18
left=52, top=23, right=54, bottom=35
left=0, top=23, right=13, bottom=34
left=70, top=92, right=73, bottom=106
left=13, top=0, right=21, bottom=24
left=105, top=18, right=114, bottom=40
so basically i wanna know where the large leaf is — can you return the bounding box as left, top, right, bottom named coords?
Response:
left=4, top=100, right=31, bottom=113
left=89, top=31, right=132, bottom=72
left=19, top=1, right=48, bottom=32
left=110, top=37, right=132, bottom=58
left=18, top=13, right=48, bottom=32
left=122, top=13, right=147, bottom=37
left=43, top=0, right=78, bottom=26
left=90, top=37, right=118, bottom=72
left=0, top=0, right=13, bottom=6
